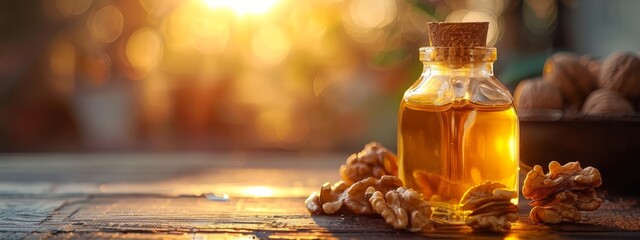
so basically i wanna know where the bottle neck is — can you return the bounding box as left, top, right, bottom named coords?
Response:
left=419, top=46, right=496, bottom=76
left=423, top=62, right=494, bottom=76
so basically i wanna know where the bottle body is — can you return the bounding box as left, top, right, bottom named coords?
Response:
left=397, top=47, right=519, bottom=224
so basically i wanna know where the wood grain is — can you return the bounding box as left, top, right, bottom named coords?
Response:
left=0, top=154, right=638, bottom=239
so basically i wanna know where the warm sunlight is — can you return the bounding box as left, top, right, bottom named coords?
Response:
left=203, top=0, right=279, bottom=15
left=242, top=186, right=275, bottom=197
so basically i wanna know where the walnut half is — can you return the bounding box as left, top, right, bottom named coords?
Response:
left=369, top=187, right=432, bottom=232
left=523, top=161, right=603, bottom=224
left=460, top=182, right=519, bottom=232
left=344, top=175, right=404, bottom=214
left=522, top=161, right=602, bottom=201
left=339, top=142, right=398, bottom=185
left=305, top=181, right=349, bottom=214
left=305, top=176, right=403, bottom=215
left=529, top=189, right=603, bottom=224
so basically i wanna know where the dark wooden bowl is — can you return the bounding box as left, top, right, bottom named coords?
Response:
left=520, top=110, right=640, bottom=195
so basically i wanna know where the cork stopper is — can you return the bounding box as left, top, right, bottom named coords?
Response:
left=427, top=22, right=488, bottom=47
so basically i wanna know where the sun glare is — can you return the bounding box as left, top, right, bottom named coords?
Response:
left=242, top=186, right=275, bottom=197
left=203, top=0, right=279, bottom=15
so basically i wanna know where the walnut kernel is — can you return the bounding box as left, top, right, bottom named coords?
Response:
left=530, top=190, right=583, bottom=224
left=305, top=181, right=349, bottom=214
left=344, top=176, right=404, bottom=214
left=522, top=161, right=602, bottom=201
left=523, top=161, right=603, bottom=224
left=305, top=176, right=403, bottom=215
left=460, top=182, right=514, bottom=211
left=340, top=142, right=399, bottom=185
left=369, top=187, right=432, bottom=232
left=466, top=213, right=519, bottom=233
left=305, top=192, right=322, bottom=214
left=459, top=182, right=519, bottom=232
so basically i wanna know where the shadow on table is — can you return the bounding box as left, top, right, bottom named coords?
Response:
left=310, top=214, right=522, bottom=239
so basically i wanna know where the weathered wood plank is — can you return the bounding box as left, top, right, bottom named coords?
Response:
left=26, top=195, right=638, bottom=237
left=19, top=231, right=640, bottom=240
left=25, top=232, right=260, bottom=240
left=0, top=195, right=638, bottom=238
left=0, top=232, right=32, bottom=240
left=0, top=154, right=639, bottom=239
left=0, top=197, right=76, bottom=232
left=0, top=153, right=342, bottom=197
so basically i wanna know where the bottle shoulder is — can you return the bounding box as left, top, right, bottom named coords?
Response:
left=403, top=72, right=514, bottom=108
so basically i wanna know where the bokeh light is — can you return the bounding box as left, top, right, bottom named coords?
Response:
left=348, top=0, right=396, bottom=30
left=192, top=12, right=231, bottom=54
left=56, top=0, right=93, bottom=16
left=4, top=0, right=597, bottom=152
left=49, top=36, right=76, bottom=94
left=464, top=0, right=508, bottom=16
left=125, top=28, right=163, bottom=79
left=400, top=7, right=435, bottom=43
left=83, top=51, right=111, bottom=85
left=255, top=109, right=294, bottom=143
left=251, top=24, right=291, bottom=66
left=89, top=5, right=124, bottom=43
left=139, top=0, right=177, bottom=17
left=342, top=0, right=397, bottom=45
left=203, top=0, right=280, bottom=15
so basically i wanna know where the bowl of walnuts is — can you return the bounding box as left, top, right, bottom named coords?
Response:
left=515, top=51, right=640, bottom=194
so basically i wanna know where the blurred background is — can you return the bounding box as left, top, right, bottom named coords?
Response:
left=0, top=0, right=638, bottom=153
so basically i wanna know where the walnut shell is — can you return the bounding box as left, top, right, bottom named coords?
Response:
left=582, top=88, right=634, bottom=115
left=598, top=51, right=640, bottom=100
left=514, top=78, right=563, bottom=111
left=543, top=52, right=598, bottom=107
left=578, top=55, right=601, bottom=80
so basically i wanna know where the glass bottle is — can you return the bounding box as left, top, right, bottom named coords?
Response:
left=397, top=47, right=519, bottom=224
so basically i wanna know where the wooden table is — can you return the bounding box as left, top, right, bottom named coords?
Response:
left=0, top=153, right=638, bottom=239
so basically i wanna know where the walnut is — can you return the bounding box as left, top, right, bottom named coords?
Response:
left=305, top=192, right=322, bottom=214
left=579, top=55, right=602, bottom=79
left=460, top=182, right=516, bottom=211
left=369, top=187, right=432, bottom=232
left=340, top=142, right=398, bottom=185
left=522, top=161, right=602, bottom=201
left=529, top=190, right=580, bottom=224
left=543, top=52, right=598, bottom=107
left=459, top=182, right=519, bottom=232
left=305, top=176, right=403, bottom=215
left=523, top=161, right=603, bottom=224
left=530, top=188, right=602, bottom=211
left=598, top=51, right=640, bottom=100
left=304, top=181, right=349, bottom=214
left=582, top=88, right=634, bottom=115
left=344, top=176, right=404, bottom=214
left=529, top=189, right=602, bottom=224
left=514, top=78, right=564, bottom=111
left=466, top=213, right=519, bottom=233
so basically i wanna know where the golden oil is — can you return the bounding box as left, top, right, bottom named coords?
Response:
left=397, top=46, right=519, bottom=224
left=398, top=100, right=518, bottom=223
